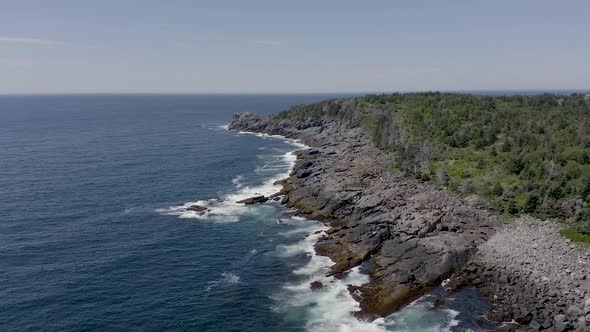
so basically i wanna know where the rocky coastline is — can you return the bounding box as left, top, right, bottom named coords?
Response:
left=229, top=111, right=590, bottom=331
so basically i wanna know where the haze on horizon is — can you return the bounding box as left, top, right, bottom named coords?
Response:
left=0, top=0, right=589, bottom=94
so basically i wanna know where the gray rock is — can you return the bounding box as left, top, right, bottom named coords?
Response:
left=528, top=319, right=542, bottom=331
left=567, top=305, right=583, bottom=317
left=554, top=314, right=566, bottom=332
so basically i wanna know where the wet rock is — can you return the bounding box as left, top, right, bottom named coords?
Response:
left=236, top=195, right=269, bottom=204
left=432, top=297, right=446, bottom=308
left=310, top=281, right=323, bottom=290
left=186, top=205, right=208, bottom=213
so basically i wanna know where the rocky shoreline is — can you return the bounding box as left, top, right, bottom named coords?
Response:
left=229, top=111, right=590, bottom=331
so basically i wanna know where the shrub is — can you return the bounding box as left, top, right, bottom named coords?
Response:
left=576, top=208, right=590, bottom=235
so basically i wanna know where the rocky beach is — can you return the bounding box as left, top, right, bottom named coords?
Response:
left=229, top=110, right=590, bottom=331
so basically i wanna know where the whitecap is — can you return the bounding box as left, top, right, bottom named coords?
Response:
left=232, top=175, right=244, bottom=188
left=382, top=294, right=464, bottom=332
left=222, top=272, right=240, bottom=284
left=205, top=272, right=241, bottom=291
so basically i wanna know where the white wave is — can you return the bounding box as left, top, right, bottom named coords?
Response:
left=156, top=158, right=289, bottom=222
left=271, top=221, right=390, bottom=332
left=223, top=272, right=240, bottom=283
left=275, top=224, right=326, bottom=258
left=232, top=175, right=244, bottom=188
left=272, top=219, right=468, bottom=332
left=235, top=129, right=308, bottom=149
left=278, top=223, right=324, bottom=237
left=442, top=310, right=460, bottom=332
left=383, top=295, right=463, bottom=332
left=205, top=272, right=241, bottom=291
left=156, top=130, right=306, bottom=223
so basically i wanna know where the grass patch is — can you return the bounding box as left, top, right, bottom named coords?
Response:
left=560, top=227, right=590, bottom=247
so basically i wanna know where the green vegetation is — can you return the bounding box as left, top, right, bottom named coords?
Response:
left=561, top=227, right=590, bottom=247
left=272, top=92, right=590, bottom=231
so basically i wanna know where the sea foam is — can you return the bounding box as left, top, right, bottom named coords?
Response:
left=272, top=222, right=389, bottom=332
left=155, top=127, right=305, bottom=223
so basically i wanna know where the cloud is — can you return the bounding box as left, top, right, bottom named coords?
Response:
left=0, top=37, right=96, bottom=48
left=254, top=40, right=281, bottom=47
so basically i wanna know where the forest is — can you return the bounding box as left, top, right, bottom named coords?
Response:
left=273, top=92, right=590, bottom=238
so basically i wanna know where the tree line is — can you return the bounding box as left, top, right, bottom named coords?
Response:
left=273, top=92, right=590, bottom=234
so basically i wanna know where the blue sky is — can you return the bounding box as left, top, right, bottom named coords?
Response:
left=0, top=0, right=589, bottom=93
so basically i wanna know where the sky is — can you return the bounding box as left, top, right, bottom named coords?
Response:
left=0, top=0, right=589, bottom=94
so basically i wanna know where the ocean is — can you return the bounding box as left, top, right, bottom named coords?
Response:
left=0, top=94, right=493, bottom=331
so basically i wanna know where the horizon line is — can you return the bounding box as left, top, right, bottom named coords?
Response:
left=1, top=88, right=589, bottom=97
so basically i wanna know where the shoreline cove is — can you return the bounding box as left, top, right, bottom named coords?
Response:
left=157, top=127, right=397, bottom=330
left=158, top=125, right=485, bottom=331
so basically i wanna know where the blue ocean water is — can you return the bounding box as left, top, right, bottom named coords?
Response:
left=0, top=94, right=492, bottom=331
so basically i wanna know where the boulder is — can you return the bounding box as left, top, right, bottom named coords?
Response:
left=236, top=195, right=269, bottom=204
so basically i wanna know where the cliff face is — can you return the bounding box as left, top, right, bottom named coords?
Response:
left=229, top=112, right=499, bottom=317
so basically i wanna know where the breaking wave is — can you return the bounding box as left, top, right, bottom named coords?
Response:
left=155, top=128, right=305, bottom=223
